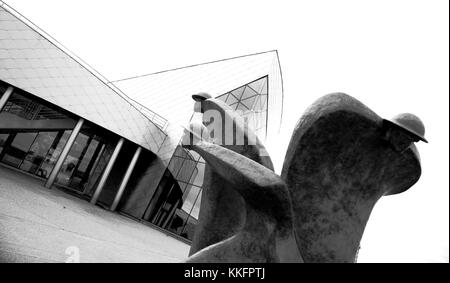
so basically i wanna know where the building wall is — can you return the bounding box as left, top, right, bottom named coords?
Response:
left=0, top=5, right=166, bottom=154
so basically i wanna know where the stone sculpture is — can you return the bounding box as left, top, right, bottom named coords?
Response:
left=182, top=92, right=427, bottom=263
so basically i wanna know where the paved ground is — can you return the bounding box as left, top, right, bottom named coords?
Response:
left=0, top=165, right=190, bottom=263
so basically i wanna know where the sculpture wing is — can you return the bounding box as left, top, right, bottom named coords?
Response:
left=185, top=141, right=302, bottom=263
left=281, top=93, right=422, bottom=262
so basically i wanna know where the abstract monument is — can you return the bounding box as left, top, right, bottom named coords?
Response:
left=181, top=92, right=427, bottom=263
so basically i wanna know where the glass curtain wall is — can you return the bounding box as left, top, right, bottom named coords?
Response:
left=0, top=86, right=78, bottom=179
left=52, top=124, right=117, bottom=196
left=142, top=146, right=204, bottom=240
left=0, top=82, right=116, bottom=199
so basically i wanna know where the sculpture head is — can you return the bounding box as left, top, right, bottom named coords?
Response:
left=383, top=113, right=428, bottom=152
left=192, top=92, right=212, bottom=113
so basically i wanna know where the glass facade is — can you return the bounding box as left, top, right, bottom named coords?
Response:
left=216, top=76, right=269, bottom=139
left=38, top=130, right=72, bottom=179
left=0, top=87, right=78, bottom=179
left=142, top=146, right=204, bottom=240
left=142, top=76, right=269, bottom=241
left=0, top=82, right=118, bottom=198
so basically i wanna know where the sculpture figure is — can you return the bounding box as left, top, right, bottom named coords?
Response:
left=182, top=92, right=427, bottom=263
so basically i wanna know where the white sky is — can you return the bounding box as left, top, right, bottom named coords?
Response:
left=4, top=0, right=448, bottom=262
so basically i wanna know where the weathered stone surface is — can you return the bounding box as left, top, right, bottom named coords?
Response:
left=281, top=93, right=422, bottom=262
left=185, top=142, right=302, bottom=262
left=184, top=92, right=424, bottom=263
left=187, top=98, right=274, bottom=256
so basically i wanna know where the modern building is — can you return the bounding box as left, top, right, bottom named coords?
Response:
left=0, top=2, right=283, bottom=243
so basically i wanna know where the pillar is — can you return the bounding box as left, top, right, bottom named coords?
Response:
left=0, top=86, right=14, bottom=112
left=45, top=118, right=84, bottom=188
left=110, top=146, right=142, bottom=211
left=90, top=138, right=124, bottom=204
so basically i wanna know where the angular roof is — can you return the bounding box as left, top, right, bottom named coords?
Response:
left=112, top=50, right=284, bottom=136
left=112, top=51, right=284, bottom=164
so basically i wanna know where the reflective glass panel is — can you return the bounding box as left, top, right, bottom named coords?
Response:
left=55, top=133, right=89, bottom=187
left=1, top=132, right=37, bottom=167
left=241, top=86, right=258, bottom=100
left=84, top=143, right=113, bottom=196
left=180, top=186, right=202, bottom=240
left=176, top=159, right=196, bottom=183
left=248, top=79, right=265, bottom=94
left=20, top=131, right=57, bottom=175
left=38, top=130, right=72, bottom=179
left=69, top=139, right=100, bottom=192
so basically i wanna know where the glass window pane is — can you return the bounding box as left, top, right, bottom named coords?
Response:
left=187, top=149, right=201, bottom=161
left=190, top=191, right=202, bottom=220
left=77, top=139, right=99, bottom=173
left=55, top=133, right=89, bottom=187
left=2, top=91, right=72, bottom=121
left=231, top=86, right=245, bottom=100
left=180, top=186, right=202, bottom=240
left=261, top=79, right=268, bottom=95
left=236, top=102, right=249, bottom=111
left=150, top=182, right=183, bottom=227
left=38, top=130, right=72, bottom=179
left=84, top=143, right=113, bottom=196
left=168, top=155, right=184, bottom=177
left=174, top=145, right=185, bottom=157
left=176, top=159, right=196, bottom=183
left=241, top=86, right=258, bottom=100
left=226, top=93, right=239, bottom=104
left=1, top=132, right=37, bottom=167
left=241, top=95, right=257, bottom=110
left=248, top=77, right=267, bottom=94
left=20, top=131, right=57, bottom=175
left=68, top=139, right=100, bottom=191
left=181, top=186, right=201, bottom=216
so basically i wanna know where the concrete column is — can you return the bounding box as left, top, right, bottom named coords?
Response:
left=110, top=146, right=142, bottom=211
left=45, top=118, right=84, bottom=188
left=90, top=138, right=124, bottom=205
left=0, top=86, right=14, bottom=112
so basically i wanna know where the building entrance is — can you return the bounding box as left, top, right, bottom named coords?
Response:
left=0, top=128, right=113, bottom=196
